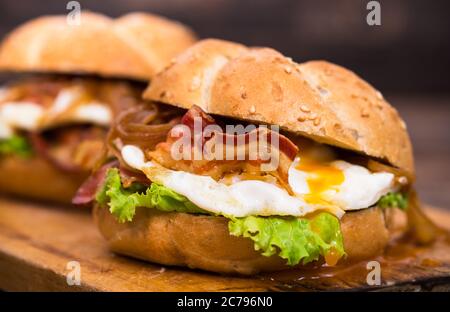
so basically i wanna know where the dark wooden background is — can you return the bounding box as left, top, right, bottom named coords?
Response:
left=0, top=0, right=449, bottom=209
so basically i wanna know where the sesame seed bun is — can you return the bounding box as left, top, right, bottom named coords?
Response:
left=0, top=12, right=197, bottom=80
left=143, top=39, right=414, bottom=177
left=94, top=203, right=405, bottom=275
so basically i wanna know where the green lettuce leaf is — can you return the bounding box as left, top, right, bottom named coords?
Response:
left=96, top=168, right=206, bottom=223
left=97, top=168, right=346, bottom=266
left=228, top=212, right=345, bottom=266
left=0, top=135, right=32, bottom=158
left=377, top=192, right=408, bottom=210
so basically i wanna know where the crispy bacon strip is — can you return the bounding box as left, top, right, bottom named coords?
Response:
left=73, top=105, right=301, bottom=205
left=119, top=164, right=151, bottom=188
left=29, top=126, right=106, bottom=173
left=179, top=105, right=298, bottom=160
left=29, top=132, right=82, bottom=173
left=72, top=160, right=151, bottom=205
left=72, top=160, right=118, bottom=205
left=149, top=105, right=298, bottom=181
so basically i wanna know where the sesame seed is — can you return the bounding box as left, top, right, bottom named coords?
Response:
left=313, top=117, right=321, bottom=126
left=400, top=119, right=407, bottom=130
left=317, top=86, right=329, bottom=97
left=310, top=112, right=317, bottom=119
left=361, top=109, right=370, bottom=118
left=349, top=129, right=360, bottom=140
left=376, top=90, right=384, bottom=100
left=297, top=115, right=306, bottom=122
left=398, top=176, right=408, bottom=185
left=249, top=105, right=256, bottom=114
left=284, top=66, right=292, bottom=74
left=189, top=76, right=201, bottom=91
left=273, top=56, right=281, bottom=61
left=300, top=105, right=310, bottom=113
left=160, top=90, right=172, bottom=98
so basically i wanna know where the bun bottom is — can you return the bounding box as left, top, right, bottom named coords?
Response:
left=0, top=155, right=88, bottom=204
left=94, top=204, right=406, bottom=275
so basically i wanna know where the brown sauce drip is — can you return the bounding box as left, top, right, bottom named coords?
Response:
left=258, top=232, right=450, bottom=289
left=258, top=191, right=450, bottom=290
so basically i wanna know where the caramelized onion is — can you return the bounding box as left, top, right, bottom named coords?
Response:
left=107, top=102, right=182, bottom=168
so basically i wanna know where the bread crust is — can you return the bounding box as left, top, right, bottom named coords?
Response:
left=144, top=39, right=414, bottom=177
left=94, top=204, right=400, bottom=275
left=0, top=12, right=197, bottom=80
left=0, top=155, right=88, bottom=204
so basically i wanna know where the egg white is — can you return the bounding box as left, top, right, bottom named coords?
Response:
left=122, top=145, right=343, bottom=218
left=0, top=102, right=44, bottom=134
left=121, top=145, right=395, bottom=218
left=0, top=87, right=112, bottom=139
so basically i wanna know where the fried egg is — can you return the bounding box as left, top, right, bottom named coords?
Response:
left=0, top=102, right=44, bottom=137
left=0, top=87, right=112, bottom=139
left=121, top=145, right=395, bottom=218
left=121, top=145, right=338, bottom=218
left=288, top=157, right=395, bottom=211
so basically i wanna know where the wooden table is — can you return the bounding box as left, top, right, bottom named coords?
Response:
left=0, top=197, right=449, bottom=292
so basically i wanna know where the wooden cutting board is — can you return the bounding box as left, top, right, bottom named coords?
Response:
left=0, top=197, right=449, bottom=292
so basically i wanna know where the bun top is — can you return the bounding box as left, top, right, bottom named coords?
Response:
left=0, top=11, right=197, bottom=80
left=143, top=39, right=414, bottom=176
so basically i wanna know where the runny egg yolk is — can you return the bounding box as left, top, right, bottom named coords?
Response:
left=324, top=248, right=341, bottom=266
left=296, top=159, right=345, bottom=205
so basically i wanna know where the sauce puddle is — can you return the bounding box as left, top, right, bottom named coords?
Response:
left=258, top=233, right=450, bottom=290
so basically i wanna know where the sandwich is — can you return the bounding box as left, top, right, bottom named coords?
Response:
left=76, top=39, right=437, bottom=274
left=0, top=12, right=196, bottom=203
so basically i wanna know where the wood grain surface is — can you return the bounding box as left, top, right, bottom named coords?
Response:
left=0, top=197, right=449, bottom=292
